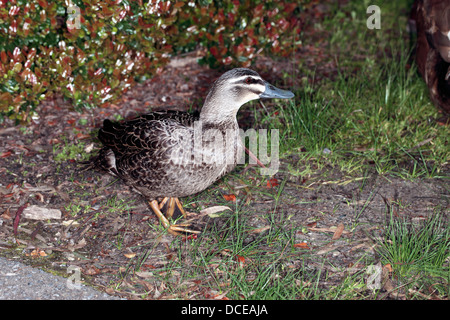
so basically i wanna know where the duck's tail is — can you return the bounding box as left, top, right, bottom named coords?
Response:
left=90, top=147, right=120, bottom=176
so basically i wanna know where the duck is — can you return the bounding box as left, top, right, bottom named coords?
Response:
left=410, top=0, right=450, bottom=114
left=93, top=68, right=295, bottom=235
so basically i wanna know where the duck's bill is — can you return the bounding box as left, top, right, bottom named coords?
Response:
left=260, top=82, right=295, bottom=99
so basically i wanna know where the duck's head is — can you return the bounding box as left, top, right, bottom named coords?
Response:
left=201, top=68, right=294, bottom=122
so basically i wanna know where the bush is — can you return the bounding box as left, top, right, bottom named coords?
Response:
left=175, top=0, right=301, bottom=68
left=0, top=0, right=301, bottom=123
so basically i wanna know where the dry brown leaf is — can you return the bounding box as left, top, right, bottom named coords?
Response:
left=248, top=225, right=270, bottom=234
left=124, top=252, right=137, bottom=259
left=62, top=219, right=80, bottom=227
left=308, top=226, right=350, bottom=235
left=293, top=242, right=310, bottom=249
left=200, top=205, right=232, bottom=217
left=332, top=223, right=345, bottom=240
left=27, top=248, right=47, bottom=258
left=67, top=238, right=87, bottom=251
left=235, top=255, right=246, bottom=268
left=135, top=271, right=155, bottom=278
left=223, top=194, right=236, bottom=202
left=316, top=244, right=337, bottom=255
left=1, top=207, right=12, bottom=220
left=84, top=265, right=101, bottom=276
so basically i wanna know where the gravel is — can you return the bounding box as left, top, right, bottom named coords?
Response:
left=0, top=257, right=120, bottom=300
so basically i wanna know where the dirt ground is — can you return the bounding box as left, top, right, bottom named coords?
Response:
left=0, top=2, right=448, bottom=300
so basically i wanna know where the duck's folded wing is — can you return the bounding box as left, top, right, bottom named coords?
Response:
left=98, top=116, right=192, bottom=153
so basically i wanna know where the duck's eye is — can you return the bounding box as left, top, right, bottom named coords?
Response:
left=245, top=77, right=253, bottom=84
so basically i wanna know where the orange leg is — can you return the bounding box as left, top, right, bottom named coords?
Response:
left=148, top=198, right=200, bottom=236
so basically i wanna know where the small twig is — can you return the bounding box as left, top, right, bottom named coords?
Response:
left=30, top=222, right=43, bottom=240
left=406, top=138, right=433, bottom=152
left=13, top=203, right=28, bottom=237
left=259, top=100, right=270, bottom=117
left=245, top=147, right=267, bottom=169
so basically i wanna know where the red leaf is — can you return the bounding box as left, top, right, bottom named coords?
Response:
left=222, top=56, right=233, bottom=65
left=223, top=194, right=236, bottom=202
left=266, top=178, right=279, bottom=188
left=294, top=242, right=309, bottom=249
left=210, top=46, right=219, bottom=58
left=254, top=4, right=264, bottom=17
left=283, top=3, right=297, bottom=13
left=235, top=255, right=245, bottom=267
left=1, top=51, right=7, bottom=64
left=76, top=133, right=91, bottom=139
left=0, top=151, right=12, bottom=158
left=182, top=234, right=198, bottom=241
left=9, top=6, right=20, bottom=16
left=13, top=47, right=21, bottom=61
left=306, top=222, right=317, bottom=228
left=37, top=0, right=48, bottom=8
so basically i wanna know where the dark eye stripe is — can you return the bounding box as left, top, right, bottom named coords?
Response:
left=243, top=77, right=264, bottom=85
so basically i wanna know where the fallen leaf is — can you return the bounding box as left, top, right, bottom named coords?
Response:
left=248, top=225, right=270, bottom=234
left=76, top=133, right=91, bottom=140
left=182, top=234, right=198, bottom=241
left=84, top=266, right=101, bottom=275
left=266, top=178, right=279, bottom=188
left=308, top=226, right=350, bottom=235
left=235, top=255, right=245, bottom=268
left=124, top=252, right=137, bottom=259
left=316, top=244, right=337, bottom=255
left=384, top=263, right=393, bottom=272
left=67, top=238, right=87, bottom=251
left=62, top=219, right=80, bottom=227
left=220, top=249, right=232, bottom=257
left=223, top=194, right=236, bottom=202
left=0, top=151, right=12, bottom=158
left=153, top=285, right=162, bottom=299
left=200, top=205, right=232, bottom=217
left=294, top=242, right=310, bottom=249
left=1, top=207, right=12, bottom=220
left=332, top=223, right=345, bottom=240
left=135, top=271, right=154, bottom=278
left=27, top=249, right=47, bottom=258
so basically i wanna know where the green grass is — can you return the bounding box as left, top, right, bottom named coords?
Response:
left=53, top=137, right=91, bottom=163
left=260, top=0, right=449, bottom=179
left=375, top=210, right=449, bottom=298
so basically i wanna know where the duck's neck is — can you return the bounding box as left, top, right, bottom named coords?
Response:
left=199, top=93, right=241, bottom=127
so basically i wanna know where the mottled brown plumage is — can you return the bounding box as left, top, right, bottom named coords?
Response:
left=96, top=110, right=240, bottom=199
left=93, top=68, right=294, bottom=235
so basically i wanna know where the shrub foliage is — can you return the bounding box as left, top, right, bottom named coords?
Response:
left=0, top=0, right=301, bottom=122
